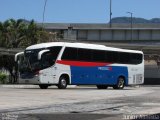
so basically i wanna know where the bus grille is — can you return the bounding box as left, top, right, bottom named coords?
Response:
left=133, top=74, right=143, bottom=84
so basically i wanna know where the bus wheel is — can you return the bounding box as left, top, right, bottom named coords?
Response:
left=39, top=85, right=48, bottom=89
left=96, top=85, right=108, bottom=89
left=113, top=77, right=125, bottom=89
left=58, top=76, right=67, bottom=89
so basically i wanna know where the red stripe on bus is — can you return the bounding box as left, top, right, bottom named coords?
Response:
left=56, top=60, right=111, bottom=67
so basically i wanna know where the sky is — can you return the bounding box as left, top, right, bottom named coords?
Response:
left=0, top=0, right=160, bottom=23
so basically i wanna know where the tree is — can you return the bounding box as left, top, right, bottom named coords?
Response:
left=0, top=19, right=50, bottom=48
left=38, top=30, right=50, bottom=43
left=0, top=19, right=51, bottom=83
left=9, top=19, right=26, bottom=48
left=0, top=19, right=26, bottom=48
left=20, top=20, right=50, bottom=47
left=0, top=21, right=9, bottom=47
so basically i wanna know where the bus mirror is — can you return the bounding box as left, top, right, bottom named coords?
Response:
left=38, top=49, right=50, bottom=60
left=15, top=52, right=24, bottom=62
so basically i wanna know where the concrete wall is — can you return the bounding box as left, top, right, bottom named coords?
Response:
left=100, top=30, right=112, bottom=40
left=75, top=29, right=160, bottom=41
left=45, top=23, right=160, bottom=41
left=152, top=30, right=160, bottom=40
left=145, top=65, right=160, bottom=78
left=139, top=30, right=151, bottom=40
left=77, top=30, right=87, bottom=40
left=88, top=30, right=100, bottom=40
left=113, top=30, right=125, bottom=40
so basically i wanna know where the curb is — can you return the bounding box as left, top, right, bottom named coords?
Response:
left=0, top=85, right=77, bottom=88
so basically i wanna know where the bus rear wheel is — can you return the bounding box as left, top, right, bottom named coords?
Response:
left=113, top=77, right=125, bottom=89
left=58, top=76, right=68, bottom=89
left=96, top=85, right=108, bottom=89
left=39, top=85, right=48, bottom=89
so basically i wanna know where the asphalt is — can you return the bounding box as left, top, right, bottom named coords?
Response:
left=0, top=85, right=160, bottom=120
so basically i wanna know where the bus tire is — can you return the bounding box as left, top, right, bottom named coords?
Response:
left=39, top=85, right=48, bottom=89
left=96, top=85, right=108, bottom=89
left=58, top=76, right=67, bottom=89
left=113, top=77, right=125, bottom=89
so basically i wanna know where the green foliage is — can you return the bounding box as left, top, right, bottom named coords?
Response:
left=0, top=72, right=7, bottom=84
left=0, top=19, right=50, bottom=48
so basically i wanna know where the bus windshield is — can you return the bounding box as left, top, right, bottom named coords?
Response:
left=25, top=49, right=42, bottom=72
left=19, top=47, right=62, bottom=73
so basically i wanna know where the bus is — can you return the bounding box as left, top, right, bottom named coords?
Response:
left=15, top=42, right=144, bottom=89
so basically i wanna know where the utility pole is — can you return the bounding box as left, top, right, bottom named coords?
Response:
left=42, top=0, right=48, bottom=29
left=109, top=0, right=112, bottom=28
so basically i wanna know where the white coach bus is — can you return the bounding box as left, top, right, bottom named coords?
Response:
left=15, top=42, right=144, bottom=89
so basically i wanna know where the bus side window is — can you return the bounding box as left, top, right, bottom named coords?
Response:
left=130, top=53, right=143, bottom=64
left=77, top=48, right=92, bottom=62
left=41, top=46, right=62, bottom=68
left=61, top=47, right=78, bottom=61
left=92, top=50, right=105, bottom=62
left=49, top=47, right=62, bottom=61
left=105, top=51, right=119, bottom=63
left=119, top=52, right=130, bottom=64
left=105, top=51, right=112, bottom=63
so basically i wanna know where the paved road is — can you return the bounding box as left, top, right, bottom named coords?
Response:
left=0, top=85, right=160, bottom=120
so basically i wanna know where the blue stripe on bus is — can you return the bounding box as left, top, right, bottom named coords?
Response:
left=70, top=66, right=128, bottom=85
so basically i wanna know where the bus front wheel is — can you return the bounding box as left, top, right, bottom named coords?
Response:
left=96, top=85, right=108, bottom=89
left=113, top=77, right=125, bottom=89
left=39, top=85, right=48, bottom=89
left=58, top=76, right=67, bottom=89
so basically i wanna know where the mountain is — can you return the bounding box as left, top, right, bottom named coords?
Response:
left=111, top=17, right=160, bottom=24
left=150, top=18, right=160, bottom=23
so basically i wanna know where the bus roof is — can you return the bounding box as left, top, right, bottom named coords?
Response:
left=26, top=42, right=143, bottom=54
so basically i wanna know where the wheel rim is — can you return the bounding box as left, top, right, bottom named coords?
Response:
left=118, top=78, right=124, bottom=88
left=61, top=79, right=67, bottom=87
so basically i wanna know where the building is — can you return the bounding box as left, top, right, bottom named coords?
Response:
left=41, top=23, right=160, bottom=42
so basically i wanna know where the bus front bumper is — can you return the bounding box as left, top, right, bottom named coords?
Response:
left=18, top=76, right=40, bottom=84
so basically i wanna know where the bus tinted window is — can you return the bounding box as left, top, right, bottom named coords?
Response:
left=49, top=47, right=62, bottom=60
left=41, top=46, right=62, bottom=67
left=105, top=51, right=142, bottom=64
left=130, top=53, right=143, bottom=64
left=61, top=47, right=77, bottom=60
left=77, top=48, right=92, bottom=62
left=62, top=47, right=143, bottom=65
left=119, top=52, right=130, bottom=64
left=105, top=51, right=119, bottom=63
left=112, top=51, right=119, bottom=63
left=105, top=51, right=112, bottom=62
left=92, top=50, right=105, bottom=62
